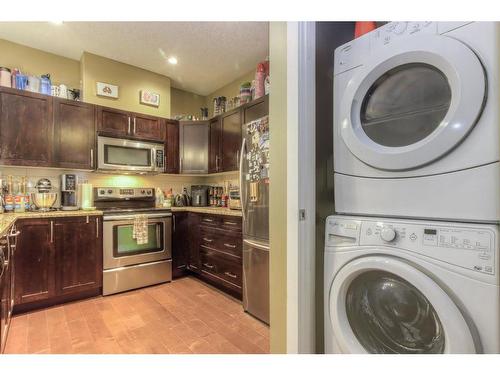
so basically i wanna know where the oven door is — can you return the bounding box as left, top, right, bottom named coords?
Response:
left=98, top=136, right=162, bottom=173
left=103, top=214, right=172, bottom=269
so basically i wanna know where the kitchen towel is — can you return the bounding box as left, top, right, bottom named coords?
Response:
left=132, top=214, right=148, bottom=245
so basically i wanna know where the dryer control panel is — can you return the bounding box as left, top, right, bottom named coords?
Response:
left=326, top=216, right=497, bottom=275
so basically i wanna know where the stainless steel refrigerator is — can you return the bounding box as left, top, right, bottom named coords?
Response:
left=239, top=115, right=270, bottom=324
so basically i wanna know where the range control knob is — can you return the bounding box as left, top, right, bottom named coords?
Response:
left=141, top=189, right=146, bottom=194
left=99, top=189, right=105, bottom=195
left=107, top=189, right=113, bottom=194
left=380, top=227, right=396, bottom=242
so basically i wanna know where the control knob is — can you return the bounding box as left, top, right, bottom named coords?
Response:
left=380, top=226, right=396, bottom=242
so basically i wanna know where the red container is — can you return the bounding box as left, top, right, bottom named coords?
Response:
left=354, top=21, right=377, bottom=38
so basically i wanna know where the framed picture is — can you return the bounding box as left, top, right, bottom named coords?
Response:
left=96, top=82, right=119, bottom=98
left=140, top=90, right=160, bottom=107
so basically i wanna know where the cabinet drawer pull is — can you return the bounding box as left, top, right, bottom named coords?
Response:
left=189, top=264, right=198, bottom=270
left=224, top=271, right=237, bottom=279
left=203, top=263, right=215, bottom=270
left=224, top=243, right=236, bottom=248
left=224, top=221, right=237, bottom=226
left=202, top=237, right=213, bottom=243
left=50, top=221, right=54, bottom=243
left=203, top=218, right=214, bottom=223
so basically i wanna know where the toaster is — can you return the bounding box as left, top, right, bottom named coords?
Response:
left=228, top=188, right=241, bottom=210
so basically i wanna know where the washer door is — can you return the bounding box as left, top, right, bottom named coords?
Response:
left=339, top=34, right=486, bottom=171
left=329, top=256, right=476, bottom=353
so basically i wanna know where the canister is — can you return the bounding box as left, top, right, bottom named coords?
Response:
left=0, top=67, right=11, bottom=87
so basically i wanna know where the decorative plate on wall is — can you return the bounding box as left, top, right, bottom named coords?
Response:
left=96, top=81, right=119, bottom=98
left=140, top=90, right=160, bottom=107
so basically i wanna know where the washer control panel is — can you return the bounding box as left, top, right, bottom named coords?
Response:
left=326, top=216, right=497, bottom=276
left=360, top=221, right=495, bottom=275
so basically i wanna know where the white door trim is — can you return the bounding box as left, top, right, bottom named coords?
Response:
left=286, top=21, right=317, bottom=354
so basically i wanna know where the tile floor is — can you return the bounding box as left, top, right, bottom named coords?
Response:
left=4, top=276, right=269, bottom=354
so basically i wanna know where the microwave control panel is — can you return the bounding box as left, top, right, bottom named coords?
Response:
left=156, top=150, right=164, bottom=168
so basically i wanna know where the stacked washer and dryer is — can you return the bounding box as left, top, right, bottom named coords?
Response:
left=325, top=22, right=500, bottom=353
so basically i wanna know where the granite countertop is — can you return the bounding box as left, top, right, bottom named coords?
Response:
left=0, top=210, right=103, bottom=237
left=170, top=206, right=243, bottom=217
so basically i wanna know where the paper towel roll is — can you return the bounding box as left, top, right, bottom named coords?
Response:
left=80, top=183, right=93, bottom=209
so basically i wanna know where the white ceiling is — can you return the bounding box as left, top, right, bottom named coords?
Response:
left=0, top=22, right=269, bottom=95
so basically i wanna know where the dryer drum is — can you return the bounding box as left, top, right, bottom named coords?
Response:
left=346, top=270, right=445, bottom=354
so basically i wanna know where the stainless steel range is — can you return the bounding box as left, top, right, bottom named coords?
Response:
left=94, top=187, right=172, bottom=296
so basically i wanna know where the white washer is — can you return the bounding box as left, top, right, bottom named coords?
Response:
left=333, top=22, right=500, bottom=222
left=324, top=215, right=500, bottom=353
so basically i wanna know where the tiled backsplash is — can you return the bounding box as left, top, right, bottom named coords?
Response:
left=0, top=166, right=238, bottom=206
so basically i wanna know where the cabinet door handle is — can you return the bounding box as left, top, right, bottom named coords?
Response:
left=50, top=221, right=54, bottom=243
left=133, top=117, right=136, bottom=134
left=96, top=217, right=99, bottom=238
left=128, top=117, right=131, bottom=134
left=224, top=243, right=236, bottom=248
left=202, top=237, right=213, bottom=243
left=90, top=148, right=94, bottom=168
left=203, top=263, right=215, bottom=270
left=164, top=154, right=167, bottom=171
left=236, top=150, right=239, bottom=166
left=180, top=157, right=183, bottom=172
left=224, top=271, right=237, bottom=279
left=215, top=155, right=219, bottom=172
left=173, top=215, right=176, bottom=232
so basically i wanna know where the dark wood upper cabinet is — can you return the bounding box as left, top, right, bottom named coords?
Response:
left=97, top=106, right=166, bottom=143
left=208, top=118, right=221, bottom=173
left=96, top=106, right=131, bottom=137
left=0, top=87, right=53, bottom=167
left=244, top=95, right=269, bottom=124
left=132, top=113, right=165, bottom=141
left=54, top=216, right=102, bottom=296
left=14, top=219, right=55, bottom=306
left=165, top=119, right=179, bottom=174
left=53, top=98, right=96, bottom=169
left=220, top=109, right=242, bottom=172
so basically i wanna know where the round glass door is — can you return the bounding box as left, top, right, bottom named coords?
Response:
left=329, top=256, right=476, bottom=353
left=360, top=63, right=451, bottom=148
left=346, top=270, right=445, bottom=354
left=339, top=34, right=486, bottom=171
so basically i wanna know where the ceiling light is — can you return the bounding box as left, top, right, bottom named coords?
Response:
left=167, top=57, right=178, bottom=65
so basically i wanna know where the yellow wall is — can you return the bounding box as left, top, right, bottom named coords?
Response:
left=170, top=87, right=207, bottom=118
left=0, top=39, right=80, bottom=89
left=205, top=69, right=256, bottom=118
left=269, top=21, right=287, bottom=354
left=81, top=52, right=171, bottom=118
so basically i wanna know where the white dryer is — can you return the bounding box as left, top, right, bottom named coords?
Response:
left=324, top=215, right=500, bottom=353
left=333, top=22, right=500, bottom=222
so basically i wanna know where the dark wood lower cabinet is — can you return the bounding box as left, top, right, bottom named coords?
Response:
left=172, top=212, right=189, bottom=278
left=14, top=216, right=102, bottom=313
left=172, top=212, right=242, bottom=299
left=14, top=219, right=56, bottom=306
left=54, top=216, right=102, bottom=296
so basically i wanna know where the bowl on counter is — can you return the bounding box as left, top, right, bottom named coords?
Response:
left=31, top=192, right=57, bottom=212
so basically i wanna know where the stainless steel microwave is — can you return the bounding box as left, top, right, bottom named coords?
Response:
left=97, top=136, right=165, bottom=173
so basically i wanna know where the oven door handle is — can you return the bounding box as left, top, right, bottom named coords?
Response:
left=103, top=213, right=172, bottom=221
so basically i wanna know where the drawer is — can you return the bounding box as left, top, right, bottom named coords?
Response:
left=220, top=217, right=242, bottom=232
left=200, top=227, right=242, bottom=258
left=200, top=247, right=242, bottom=288
left=199, top=214, right=221, bottom=228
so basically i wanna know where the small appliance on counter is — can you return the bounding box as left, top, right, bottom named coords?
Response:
left=31, top=178, right=57, bottom=212
left=191, top=185, right=209, bottom=207
left=173, top=187, right=191, bottom=207
left=60, top=174, right=78, bottom=211
left=228, top=187, right=241, bottom=210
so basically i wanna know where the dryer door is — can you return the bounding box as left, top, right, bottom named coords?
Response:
left=329, top=255, right=476, bottom=353
left=339, top=34, right=486, bottom=171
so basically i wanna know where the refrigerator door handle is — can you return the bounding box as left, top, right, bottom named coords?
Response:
left=239, top=137, right=247, bottom=221
left=243, top=238, right=270, bottom=251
